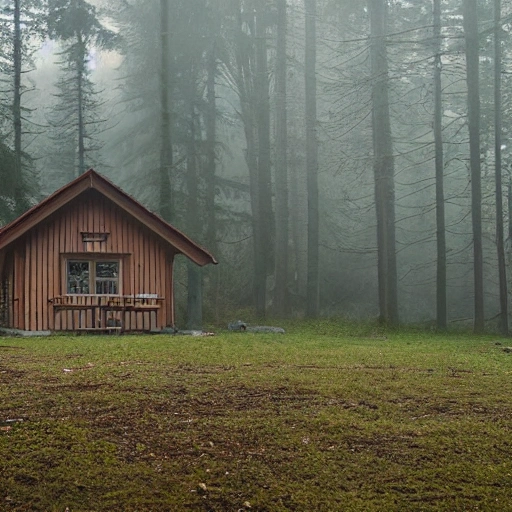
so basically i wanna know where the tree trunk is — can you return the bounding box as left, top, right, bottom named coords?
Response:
left=159, top=0, right=173, bottom=222
left=463, top=0, right=484, bottom=333
left=186, top=98, right=203, bottom=330
left=433, top=0, right=447, bottom=330
left=494, top=0, right=508, bottom=335
left=232, top=1, right=262, bottom=315
left=77, top=32, right=86, bottom=177
left=255, top=0, right=274, bottom=318
left=288, top=117, right=306, bottom=306
left=305, top=0, right=319, bottom=318
left=205, top=41, right=217, bottom=253
left=509, top=177, right=512, bottom=242
left=273, top=0, right=289, bottom=317
left=13, top=0, right=25, bottom=215
left=369, top=0, right=398, bottom=325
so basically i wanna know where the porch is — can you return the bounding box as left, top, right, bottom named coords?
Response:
left=50, top=294, right=164, bottom=332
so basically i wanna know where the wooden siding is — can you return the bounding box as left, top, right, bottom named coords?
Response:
left=10, top=189, right=174, bottom=332
left=0, top=169, right=217, bottom=267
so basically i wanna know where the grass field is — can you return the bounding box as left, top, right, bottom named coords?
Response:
left=1, top=321, right=512, bottom=511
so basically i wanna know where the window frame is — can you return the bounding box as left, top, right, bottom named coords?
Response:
left=64, top=256, right=122, bottom=296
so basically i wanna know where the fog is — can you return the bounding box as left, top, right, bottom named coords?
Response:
left=1, top=0, right=510, bottom=331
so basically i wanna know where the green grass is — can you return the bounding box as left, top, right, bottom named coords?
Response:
left=1, top=321, right=512, bottom=511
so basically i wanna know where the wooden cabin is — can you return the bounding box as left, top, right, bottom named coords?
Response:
left=0, top=169, right=217, bottom=334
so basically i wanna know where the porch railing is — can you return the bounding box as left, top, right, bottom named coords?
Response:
left=50, top=295, right=164, bottom=332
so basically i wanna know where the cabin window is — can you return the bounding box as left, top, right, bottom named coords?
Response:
left=67, top=260, right=119, bottom=295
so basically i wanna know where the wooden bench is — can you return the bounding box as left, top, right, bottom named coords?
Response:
left=50, top=295, right=164, bottom=332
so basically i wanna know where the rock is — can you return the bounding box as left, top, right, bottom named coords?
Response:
left=161, top=326, right=179, bottom=334
left=228, top=320, right=247, bottom=331
left=228, top=320, right=285, bottom=334
left=246, top=326, right=285, bottom=334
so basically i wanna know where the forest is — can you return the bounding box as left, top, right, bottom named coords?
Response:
left=0, top=0, right=511, bottom=332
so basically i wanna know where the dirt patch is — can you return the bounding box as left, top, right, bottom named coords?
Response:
left=171, top=365, right=236, bottom=374
left=0, top=366, right=25, bottom=381
left=44, top=383, right=110, bottom=392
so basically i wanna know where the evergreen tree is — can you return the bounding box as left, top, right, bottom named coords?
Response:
left=493, top=0, right=508, bottom=335
left=273, top=0, right=290, bottom=317
left=463, top=0, right=484, bottom=333
left=0, top=0, right=42, bottom=219
left=433, top=0, right=447, bottom=330
left=46, top=0, right=115, bottom=183
left=369, top=0, right=398, bottom=325
left=305, top=0, right=319, bottom=318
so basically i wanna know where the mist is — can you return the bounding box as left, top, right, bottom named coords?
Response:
left=1, top=0, right=510, bottom=332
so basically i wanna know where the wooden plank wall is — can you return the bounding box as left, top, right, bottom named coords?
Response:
left=13, top=245, right=25, bottom=330
left=0, top=250, right=14, bottom=328
left=12, top=189, right=173, bottom=332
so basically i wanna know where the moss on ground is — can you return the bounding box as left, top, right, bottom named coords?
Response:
left=1, top=323, right=511, bottom=511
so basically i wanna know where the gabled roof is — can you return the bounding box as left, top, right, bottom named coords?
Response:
left=0, top=169, right=217, bottom=267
